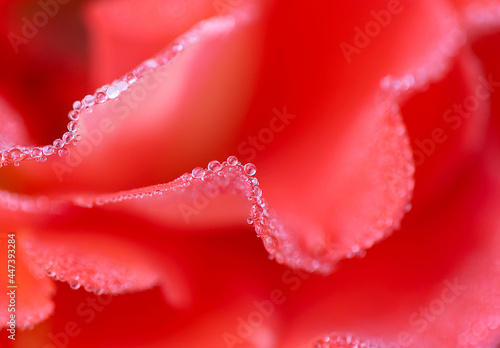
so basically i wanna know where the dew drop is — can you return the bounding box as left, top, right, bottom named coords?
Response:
left=244, top=163, right=257, bottom=176
left=173, top=42, right=184, bottom=52
left=31, top=147, right=42, bottom=158
left=144, top=59, right=158, bottom=69
left=106, top=86, right=120, bottom=99
left=181, top=173, right=192, bottom=182
left=247, top=218, right=254, bottom=225
left=42, top=145, right=55, bottom=156
left=95, top=92, right=107, bottom=104
left=208, top=160, right=222, bottom=172
left=263, top=235, right=277, bottom=253
left=67, top=121, right=78, bottom=132
left=252, top=186, right=263, bottom=197
left=7, top=148, right=26, bottom=162
left=73, top=100, right=83, bottom=111
left=83, top=94, right=95, bottom=107
left=251, top=204, right=264, bottom=219
left=191, top=167, right=205, bottom=178
left=68, top=110, right=79, bottom=121
left=62, top=132, right=74, bottom=144
left=53, top=139, right=64, bottom=149
left=69, top=281, right=81, bottom=290
left=116, top=80, right=128, bottom=91
left=126, top=73, right=137, bottom=84
left=58, top=148, right=69, bottom=157
left=227, top=156, right=239, bottom=166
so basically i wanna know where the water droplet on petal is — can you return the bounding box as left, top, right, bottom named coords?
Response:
left=58, top=148, right=69, bottom=157
left=53, top=139, right=64, bottom=149
left=68, top=110, right=79, bottom=121
left=69, top=281, right=81, bottom=290
left=7, top=148, right=26, bottom=162
left=252, top=186, right=262, bottom=197
left=208, top=160, right=222, bottom=172
left=95, top=92, right=107, bottom=104
left=62, top=132, right=74, bottom=144
left=83, top=94, right=95, bottom=107
left=181, top=173, right=192, bottom=182
left=251, top=204, right=264, bottom=220
left=73, top=100, right=83, bottom=111
left=31, top=147, right=42, bottom=158
left=191, top=167, right=205, bottom=178
left=67, top=121, right=78, bottom=132
left=126, top=74, right=137, bottom=84
left=244, top=163, right=257, bottom=176
left=42, top=145, right=55, bottom=156
left=116, top=80, right=128, bottom=91
left=227, top=156, right=239, bottom=166
left=144, top=59, right=158, bottom=69
left=263, top=235, right=277, bottom=253
left=106, top=86, right=120, bottom=99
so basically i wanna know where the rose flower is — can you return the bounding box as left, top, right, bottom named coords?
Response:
left=1, top=0, right=500, bottom=347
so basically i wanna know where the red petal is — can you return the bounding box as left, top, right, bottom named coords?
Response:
left=278, top=150, right=500, bottom=347
left=401, top=48, right=490, bottom=208
left=22, top=231, right=160, bottom=295
left=0, top=1, right=89, bottom=144
left=0, top=11, right=262, bottom=196
left=449, top=0, right=500, bottom=35
left=0, top=95, right=30, bottom=148
left=83, top=0, right=217, bottom=85
left=0, top=233, right=55, bottom=330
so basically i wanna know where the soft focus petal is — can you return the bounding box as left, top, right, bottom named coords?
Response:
left=401, top=48, right=490, bottom=207
left=449, top=0, right=500, bottom=35
left=232, top=0, right=464, bottom=269
left=0, top=10, right=263, bottom=196
left=278, top=142, right=500, bottom=347
left=0, top=232, right=55, bottom=330
left=84, top=0, right=217, bottom=85
left=0, top=94, right=31, bottom=148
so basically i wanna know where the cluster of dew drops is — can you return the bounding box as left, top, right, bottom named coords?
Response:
left=181, top=155, right=331, bottom=274
left=47, top=155, right=288, bottom=294
left=79, top=154, right=331, bottom=273
left=180, top=155, right=283, bottom=263
left=103, top=155, right=287, bottom=267
left=0, top=26, right=201, bottom=168
left=311, top=334, right=378, bottom=348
